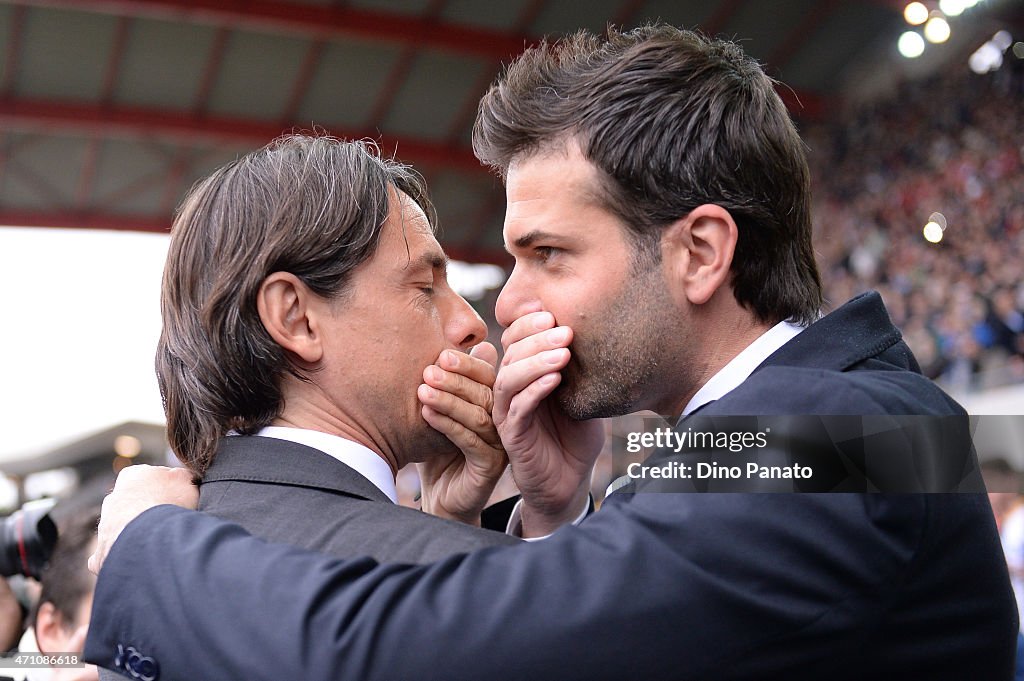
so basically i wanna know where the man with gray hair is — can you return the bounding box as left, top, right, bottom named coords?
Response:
left=148, top=134, right=520, bottom=569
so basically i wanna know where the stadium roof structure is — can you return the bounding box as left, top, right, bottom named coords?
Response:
left=0, top=0, right=1020, bottom=263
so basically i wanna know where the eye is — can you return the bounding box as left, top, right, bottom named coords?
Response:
left=419, top=286, right=435, bottom=296
left=535, top=246, right=560, bottom=262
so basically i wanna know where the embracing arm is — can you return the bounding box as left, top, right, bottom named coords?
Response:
left=81, top=491, right=937, bottom=681
left=84, top=504, right=659, bottom=681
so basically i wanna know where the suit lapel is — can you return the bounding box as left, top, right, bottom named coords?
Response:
left=202, top=436, right=392, bottom=503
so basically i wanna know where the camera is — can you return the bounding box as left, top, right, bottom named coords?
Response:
left=0, top=500, right=58, bottom=578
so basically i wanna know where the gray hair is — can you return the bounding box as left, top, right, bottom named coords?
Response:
left=157, top=134, right=435, bottom=474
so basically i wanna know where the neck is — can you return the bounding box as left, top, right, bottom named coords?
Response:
left=272, top=393, right=401, bottom=477
left=661, top=305, right=773, bottom=419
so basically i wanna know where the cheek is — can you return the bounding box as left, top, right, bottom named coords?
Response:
left=398, top=318, right=447, bottom=366
left=551, top=281, right=602, bottom=326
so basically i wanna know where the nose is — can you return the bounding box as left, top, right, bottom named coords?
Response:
left=494, top=264, right=533, bottom=329
left=447, top=292, right=488, bottom=351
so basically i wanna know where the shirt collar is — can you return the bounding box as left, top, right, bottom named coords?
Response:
left=681, top=319, right=806, bottom=417
left=253, top=426, right=398, bottom=503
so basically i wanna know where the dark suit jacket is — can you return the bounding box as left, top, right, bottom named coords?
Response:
left=86, top=292, right=1018, bottom=681
left=198, top=435, right=518, bottom=563
left=95, top=435, right=518, bottom=681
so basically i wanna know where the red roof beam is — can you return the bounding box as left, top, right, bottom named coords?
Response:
left=443, top=0, right=547, bottom=145
left=774, top=84, right=828, bottom=120
left=193, top=26, right=231, bottom=115
left=77, top=15, right=133, bottom=208
left=701, top=0, right=748, bottom=38
left=0, top=97, right=485, bottom=172
left=158, top=146, right=193, bottom=215
left=0, top=208, right=510, bottom=264
left=13, top=0, right=533, bottom=61
left=0, top=208, right=171, bottom=233
left=363, top=0, right=449, bottom=130
left=765, top=0, right=843, bottom=74
left=279, top=38, right=325, bottom=124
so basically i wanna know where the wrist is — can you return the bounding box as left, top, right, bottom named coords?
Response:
left=519, top=485, right=590, bottom=538
left=431, top=507, right=484, bottom=527
left=418, top=489, right=484, bottom=527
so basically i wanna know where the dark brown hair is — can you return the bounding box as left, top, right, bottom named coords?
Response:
left=35, top=510, right=100, bottom=630
left=473, top=24, right=822, bottom=325
left=157, top=135, right=435, bottom=474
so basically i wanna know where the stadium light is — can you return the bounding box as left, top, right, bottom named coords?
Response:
left=924, top=212, right=947, bottom=243
left=904, top=2, right=929, bottom=25
left=993, top=31, right=1013, bottom=51
left=939, top=0, right=967, bottom=17
left=969, top=32, right=1013, bottom=73
left=899, top=31, right=926, bottom=58
left=925, top=16, right=952, bottom=43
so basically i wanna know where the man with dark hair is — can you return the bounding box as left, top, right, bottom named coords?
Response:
left=85, top=25, right=1015, bottom=680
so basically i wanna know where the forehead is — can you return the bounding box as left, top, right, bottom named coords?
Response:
left=378, top=189, right=445, bottom=270
left=387, top=185, right=433, bottom=232
left=503, top=143, right=616, bottom=243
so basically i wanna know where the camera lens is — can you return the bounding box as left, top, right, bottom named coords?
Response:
left=0, top=505, right=58, bottom=578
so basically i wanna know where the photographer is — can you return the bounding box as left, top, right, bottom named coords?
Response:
left=0, top=500, right=60, bottom=664
left=6, top=512, right=98, bottom=681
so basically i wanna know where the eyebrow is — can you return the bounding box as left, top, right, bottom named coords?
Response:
left=506, top=230, right=561, bottom=253
left=407, top=250, right=448, bottom=273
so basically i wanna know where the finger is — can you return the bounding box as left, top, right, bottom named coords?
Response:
left=114, top=465, right=198, bottom=506
left=112, top=462, right=154, bottom=486
left=500, top=325, right=573, bottom=369
left=421, top=405, right=507, bottom=474
left=435, top=347, right=496, bottom=388
left=500, top=311, right=556, bottom=352
left=423, top=365, right=493, bottom=413
left=492, top=348, right=570, bottom=423
left=115, top=464, right=189, bottom=492
left=500, top=372, right=563, bottom=445
left=420, top=405, right=487, bottom=453
left=418, top=383, right=498, bottom=444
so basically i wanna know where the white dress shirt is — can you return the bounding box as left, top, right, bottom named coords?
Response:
left=253, top=426, right=398, bottom=503
left=681, top=319, right=806, bottom=417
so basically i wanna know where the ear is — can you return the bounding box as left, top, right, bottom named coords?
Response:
left=34, top=601, right=69, bottom=655
left=256, top=272, right=324, bottom=365
left=661, top=204, right=738, bottom=306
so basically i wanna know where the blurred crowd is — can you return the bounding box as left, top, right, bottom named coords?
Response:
left=806, top=56, right=1024, bottom=393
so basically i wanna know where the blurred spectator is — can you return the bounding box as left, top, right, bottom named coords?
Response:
left=980, top=457, right=1024, bottom=681
left=982, top=457, right=1024, bottom=653
left=12, top=511, right=100, bottom=681
left=982, top=457, right=1022, bottom=530
left=806, top=57, right=1024, bottom=393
